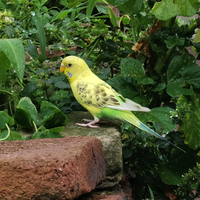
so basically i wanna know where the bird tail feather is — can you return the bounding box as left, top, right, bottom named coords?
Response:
left=121, top=112, right=185, bottom=153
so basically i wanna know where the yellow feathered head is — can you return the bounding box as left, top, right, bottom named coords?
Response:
left=60, top=56, right=90, bottom=82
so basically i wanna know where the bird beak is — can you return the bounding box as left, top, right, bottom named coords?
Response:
left=60, top=63, right=65, bottom=73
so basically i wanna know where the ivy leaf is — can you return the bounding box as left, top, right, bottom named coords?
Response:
left=40, top=101, right=68, bottom=128
left=152, top=0, right=180, bottom=21
left=14, top=97, right=38, bottom=129
left=32, top=129, right=63, bottom=139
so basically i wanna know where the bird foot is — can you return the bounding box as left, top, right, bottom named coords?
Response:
left=76, top=117, right=100, bottom=128
left=76, top=122, right=99, bottom=128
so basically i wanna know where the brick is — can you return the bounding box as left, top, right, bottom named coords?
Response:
left=0, top=136, right=106, bottom=200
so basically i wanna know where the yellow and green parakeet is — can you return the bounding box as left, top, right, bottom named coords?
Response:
left=60, top=56, right=184, bottom=152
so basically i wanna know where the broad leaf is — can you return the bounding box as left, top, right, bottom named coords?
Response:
left=0, top=111, right=9, bottom=129
left=167, top=54, right=197, bottom=82
left=166, top=81, right=194, bottom=97
left=178, top=95, right=200, bottom=150
left=175, top=0, right=199, bottom=17
left=152, top=0, right=180, bottom=21
left=0, top=39, right=25, bottom=82
left=40, top=101, right=68, bottom=128
left=32, top=130, right=63, bottom=139
left=120, top=57, right=145, bottom=80
left=0, top=50, right=10, bottom=85
left=139, top=107, right=176, bottom=133
left=10, top=131, right=23, bottom=140
left=107, top=76, right=139, bottom=100
left=164, top=36, right=185, bottom=49
left=14, top=97, right=38, bottom=129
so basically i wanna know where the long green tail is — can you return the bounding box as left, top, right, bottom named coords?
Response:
left=121, top=111, right=185, bottom=153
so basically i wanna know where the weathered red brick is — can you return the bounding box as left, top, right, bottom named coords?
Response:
left=0, top=136, right=106, bottom=200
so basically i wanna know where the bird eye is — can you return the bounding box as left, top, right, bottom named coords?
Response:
left=68, top=63, right=72, bottom=67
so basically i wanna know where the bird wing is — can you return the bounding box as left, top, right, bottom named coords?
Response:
left=76, top=81, right=150, bottom=112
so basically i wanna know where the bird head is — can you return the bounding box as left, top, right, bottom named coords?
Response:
left=60, top=56, right=90, bottom=82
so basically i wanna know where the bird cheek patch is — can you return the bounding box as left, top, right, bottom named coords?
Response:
left=67, top=71, right=73, bottom=78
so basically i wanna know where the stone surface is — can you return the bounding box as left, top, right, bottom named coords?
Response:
left=61, top=111, right=123, bottom=188
left=76, top=184, right=130, bottom=200
left=0, top=136, right=106, bottom=200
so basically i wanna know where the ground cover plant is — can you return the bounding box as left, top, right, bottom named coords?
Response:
left=0, top=0, right=200, bottom=199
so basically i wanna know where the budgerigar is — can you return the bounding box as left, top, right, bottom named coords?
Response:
left=60, top=56, right=185, bottom=152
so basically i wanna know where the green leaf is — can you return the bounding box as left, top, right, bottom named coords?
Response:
left=0, top=39, right=25, bottom=82
left=40, top=101, right=68, bottom=128
left=137, top=77, right=154, bottom=85
left=149, top=107, right=176, bottom=132
left=96, top=5, right=109, bottom=14
left=97, top=68, right=111, bottom=80
left=107, top=76, right=139, bottom=100
left=159, top=165, right=183, bottom=185
left=106, top=0, right=144, bottom=15
left=53, top=7, right=87, bottom=20
left=24, top=43, right=39, bottom=59
left=68, top=0, right=84, bottom=7
left=106, top=0, right=129, bottom=7
left=174, top=0, right=199, bottom=17
left=54, top=81, right=70, bottom=89
left=164, top=36, right=185, bottom=49
left=86, top=0, right=96, bottom=17
left=182, top=66, right=200, bottom=89
left=32, top=130, right=63, bottom=139
left=139, top=107, right=176, bottom=133
left=108, top=7, right=118, bottom=27
left=166, top=81, right=194, bottom=97
left=167, top=54, right=197, bottom=82
left=0, top=1, right=5, bottom=8
left=14, top=97, right=38, bottom=129
left=178, top=95, right=200, bottom=150
left=0, top=130, right=10, bottom=141
left=0, top=50, right=10, bottom=85
left=32, top=14, right=46, bottom=57
left=10, top=131, right=23, bottom=140
left=120, top=57, right=145, bottom=80
left=167, top=55, right=184, bottom=81
left=0, top=111, right=9, bottom=129
left=152, top=0, right=180, bottom=21
left=152, top=82, right=166, bottom=92
left=159, top=150, right=195, bottom=185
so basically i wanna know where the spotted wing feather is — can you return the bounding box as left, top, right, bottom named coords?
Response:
left=77, top=82, right=122, bottom=108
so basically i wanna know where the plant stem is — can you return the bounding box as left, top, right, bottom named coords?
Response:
left=0, top=90, right=13, bottom=96
left=85, top=37, right=101, bottom=60
left=0, top=124, right=10, bottom=141
left=33, top=121, right=38, bottom=133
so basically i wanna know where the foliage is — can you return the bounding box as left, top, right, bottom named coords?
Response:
left=175, top=163, right=200, bottom=199
left=0, top=97, right=67, bottom=141
left=0, top=0, right=200, bottom=199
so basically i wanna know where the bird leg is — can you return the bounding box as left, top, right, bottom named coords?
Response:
left=76, top=117, right=100, bottom=128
